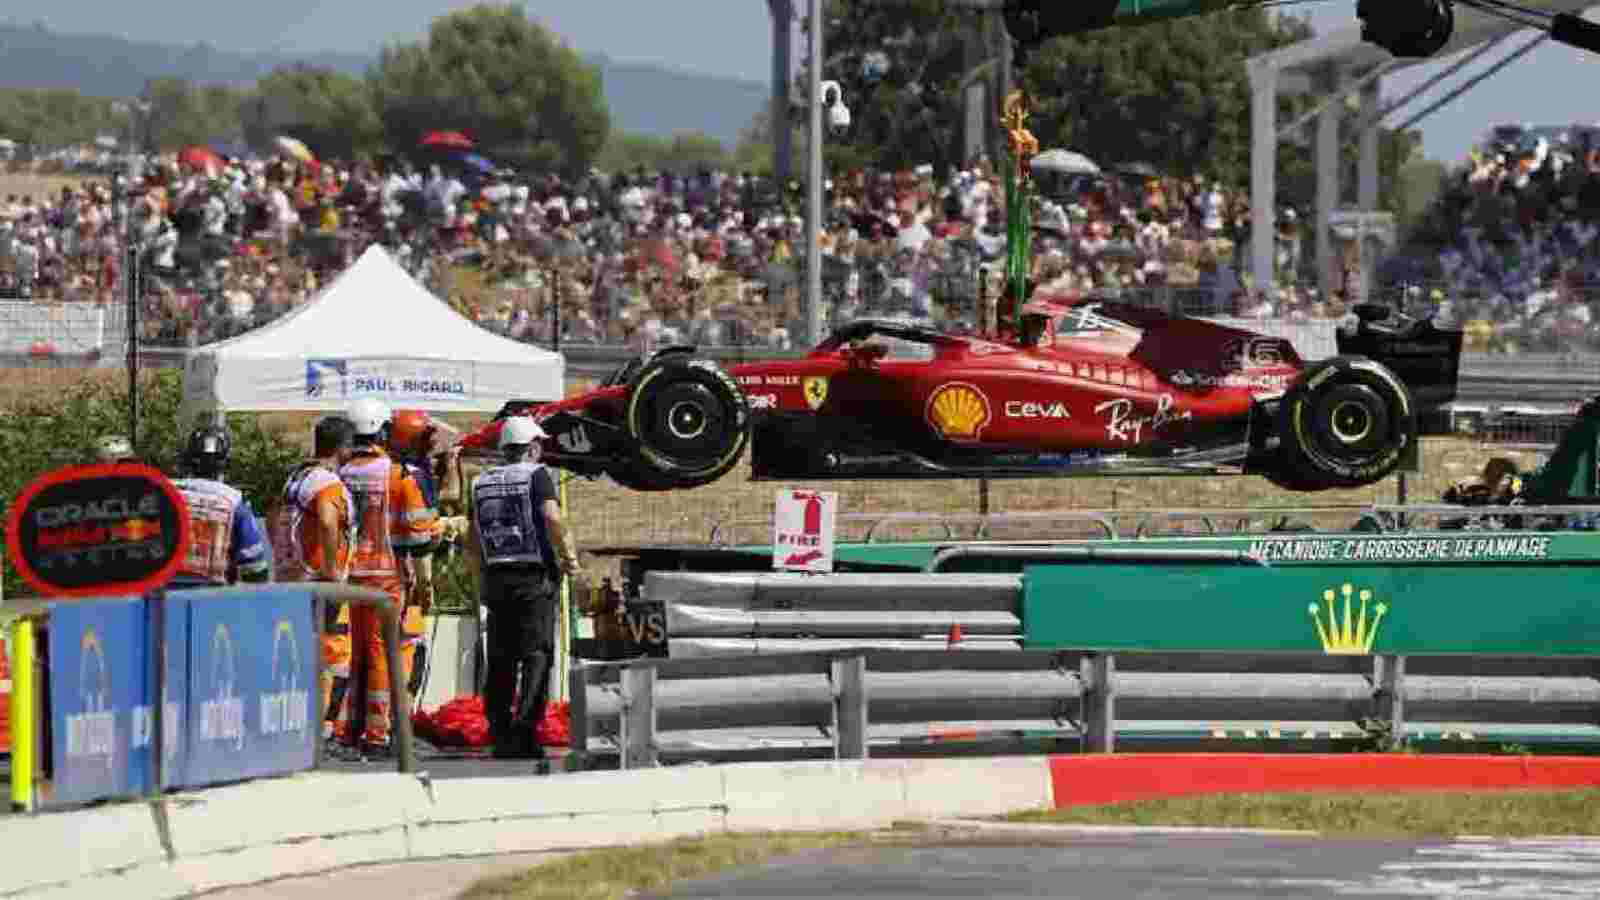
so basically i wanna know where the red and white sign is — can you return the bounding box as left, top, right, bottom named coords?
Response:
left=773, top=490, right=837, bottom=573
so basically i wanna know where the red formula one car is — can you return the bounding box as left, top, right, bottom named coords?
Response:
left=463, top=296, right=1463, bottom=492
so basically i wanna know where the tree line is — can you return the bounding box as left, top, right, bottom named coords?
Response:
left=2, top=1, right=1426, bottom=215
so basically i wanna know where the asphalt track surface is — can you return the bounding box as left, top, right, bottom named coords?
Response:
left=649, top=832, right=1600, bottom=900
left=172, top=828, right=1600, bottom=900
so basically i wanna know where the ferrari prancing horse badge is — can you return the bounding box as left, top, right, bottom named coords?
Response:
left=803, top=376, right=829, bottom=410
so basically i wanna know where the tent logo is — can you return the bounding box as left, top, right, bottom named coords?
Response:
left=306, top=359, right=347, bottom=399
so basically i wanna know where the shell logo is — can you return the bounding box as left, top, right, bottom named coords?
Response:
left=926, top=382, right=991, bottom=441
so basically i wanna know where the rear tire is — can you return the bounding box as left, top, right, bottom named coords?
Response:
left=622, top=356, right=749, bottom=490
left=1277, top=356, right=1415, bottom=489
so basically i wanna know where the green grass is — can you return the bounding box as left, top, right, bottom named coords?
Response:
left=1007, top=789, right=1600, bottom=836
left=459, top=831, right=866, bottom=900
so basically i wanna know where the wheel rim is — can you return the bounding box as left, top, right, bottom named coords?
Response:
left=1305, top=382, right=1392, bottom=461
left=644, top=382, right=731, bottom=466
left=1329, top=399, right=1374, bottom=446
left=666, top=400, right=708, bottom=441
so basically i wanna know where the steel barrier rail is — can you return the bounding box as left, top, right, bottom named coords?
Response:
left=304, top=583, right=418, bottom=774
left=922, top=545, right=1269, bottom=573
left=567, top=649, right=1600, bottom=768
left=707, top=512, right=1123, bottom=545
left=700, top=504, right=1600, bottom=548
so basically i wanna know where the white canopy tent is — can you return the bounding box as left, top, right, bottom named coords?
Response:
left=180, top=245, right=562, bottom=426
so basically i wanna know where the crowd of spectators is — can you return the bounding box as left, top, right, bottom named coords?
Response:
left=1, top=126, right=1598, bottom=354
left=1385, top=124, right=1600, bottom=354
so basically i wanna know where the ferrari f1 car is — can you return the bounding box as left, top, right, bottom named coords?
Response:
left=463, top=296, right=1464, bottom=493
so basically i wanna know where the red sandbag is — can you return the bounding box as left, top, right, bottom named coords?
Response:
left=535, top=701, right=570, bottom=747
left=414, top=696, right=565, bottom=749
left=416, top=696, right=493, bottom=748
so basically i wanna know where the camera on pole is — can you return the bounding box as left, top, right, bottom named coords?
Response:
left=1357, top=0, right=1455, bottom=58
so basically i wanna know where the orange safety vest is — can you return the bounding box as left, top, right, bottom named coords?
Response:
left=270, top=462, right=355, bottom=582
left=173, top=478, right=244, bottom=585
left=338, top=448, right=438, bottom=581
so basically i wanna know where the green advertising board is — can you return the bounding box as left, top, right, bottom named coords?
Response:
left=1022, top=561, right=1600, bottom=657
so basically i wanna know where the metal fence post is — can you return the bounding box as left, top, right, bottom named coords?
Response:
left=567, top=660, right=589, bottom=768
left=1080, top=653, right=1116, bottom=754
left=312, top=594, right=326, bottom=771
left=830, top=654, right=869, bottom=760
left=1374, top=654, right=1406, bottom=748
left=382, top=611, right=417, bottom=774
left=620, top=665, right=658, bottom=769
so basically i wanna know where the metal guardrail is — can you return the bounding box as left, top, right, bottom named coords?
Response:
left=704, top=504, right=1600, bottom=547
left=568, top=648, right=1600, bottom=767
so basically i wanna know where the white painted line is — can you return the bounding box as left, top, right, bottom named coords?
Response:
left=1341, top=877, right=1600, bottom=898
left=1416, top=850, right=1600, bottom=862
left=1383, top=861, right=1600, bottom=874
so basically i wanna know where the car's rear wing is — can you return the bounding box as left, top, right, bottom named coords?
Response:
left=1333, top=303, right=1464, bottom=409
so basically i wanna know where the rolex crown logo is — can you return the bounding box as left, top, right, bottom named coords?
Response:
left=927, top=382, right=991, bottom=441
left=1308, top=583, right=1389, bottom=655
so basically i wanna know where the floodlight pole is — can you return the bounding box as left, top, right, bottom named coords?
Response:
left=805, top=0, right=826, bottom=346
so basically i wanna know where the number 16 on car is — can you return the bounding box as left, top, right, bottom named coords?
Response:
left=773, top=490, right=837, bottom=573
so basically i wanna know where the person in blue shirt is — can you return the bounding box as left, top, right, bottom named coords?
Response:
left=170, top=425, right=271, bottom=588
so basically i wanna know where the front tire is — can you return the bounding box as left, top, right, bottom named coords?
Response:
left=622, top=356, right=749, bottom=489
left=1277, top=356, right=1415, bottom=489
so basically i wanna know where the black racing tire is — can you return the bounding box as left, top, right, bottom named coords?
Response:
left=1277, top=356, right=1415, bottom=489
left=622, top=355, right=750, bottom=490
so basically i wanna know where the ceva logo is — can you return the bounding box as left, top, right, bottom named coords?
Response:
left=66, top=627, right=116, bottom=771
left=262, top=620, right=310, bottom=737
left=199, top=624, right=245, bottom=750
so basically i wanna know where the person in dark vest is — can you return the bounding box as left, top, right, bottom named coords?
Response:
left=465, top=416, right=582, bottom=760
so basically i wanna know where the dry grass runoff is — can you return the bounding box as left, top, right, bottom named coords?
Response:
left=461, top=831, right=864, bottom=900
left=1010, top=789, right=1600, bottom=837
left=2, top=366, right=1544, bottom=553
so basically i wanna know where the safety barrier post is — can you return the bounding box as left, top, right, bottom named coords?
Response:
left=308, top=584, right=415, bottom=774
left=8, top=618, right=37, bottom=812
left=567, top=660, right=589, bottom=768
left=382, top=610, right=416, bottom=774
left=1374, top=654, right=1406, bottom=747
left=830, top=653, right=869, bottom=760
left=620, top=665, right=657, bottom=769
left=1080, top=653, right=1116, bottom=754
left=311, top=593, right=326, bottom=772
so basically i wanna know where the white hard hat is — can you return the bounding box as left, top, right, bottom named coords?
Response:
left=95, top=434, right=133, bottom=462
left=347, top=397, right=392, bottom=437
left=498, top=416, right=547, bottom=449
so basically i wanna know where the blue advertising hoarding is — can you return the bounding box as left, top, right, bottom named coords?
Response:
left=45, top=587, right=318, bottom=806
left=47, top=596, right=147, bottom=806
left=181, top=587, right=317, bottom=788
